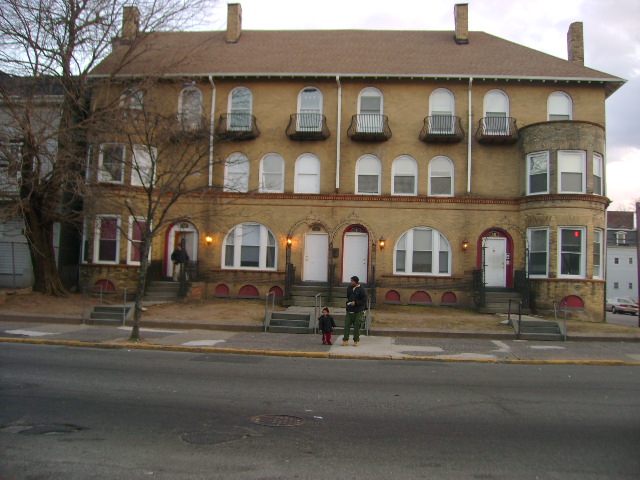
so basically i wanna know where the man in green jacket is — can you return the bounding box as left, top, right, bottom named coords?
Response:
left=343, top=276, right=367, bottom=346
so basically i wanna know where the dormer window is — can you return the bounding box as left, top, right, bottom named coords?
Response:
left=616, top=231, right=627, bottom=245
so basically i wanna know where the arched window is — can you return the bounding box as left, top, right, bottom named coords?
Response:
left=224, top=152, right=249, bottom=192
left=178, top=86, right=203, bottom=129
left=428, top=156, right=454, bottom=196
left=297, top=87, right=323, bottom=132
left=357, top=87, right=383, bottom=133
left=223, top=222, right=277, bottom=270
left=295, top=154, right=321, bottom=193
left=392, top=155, right=417, bottom=195
left=429, top=88, right=455, bottom=133
left=356, top=154, right=381, bottom=194
left=548, top=92, right=573, bottom=121
left=483, top=89, right=510, bottom=134
left=120, top=87, right=144, bottom=110
left=228, top=87, right=252, bottom=130
left=259, top=153, right=284, bottom=193
left=394, top=227, right=451, bottom=275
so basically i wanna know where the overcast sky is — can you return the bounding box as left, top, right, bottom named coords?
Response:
left=211, top=0, right=639, bottom=210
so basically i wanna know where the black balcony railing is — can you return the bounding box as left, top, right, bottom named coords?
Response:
left=475, top=117, right=519, bottom=144
left=419, top=115, right=465, bottom=143
left=169, top=114, right=209, bottom=142
left=286, top=113, right=330, bottom=140
left=347, top=114, right=392, bottom=142
left=216, top=113, right=260, bottom=141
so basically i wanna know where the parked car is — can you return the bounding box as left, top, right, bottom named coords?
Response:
left=606, top=297, right=639, bottom=315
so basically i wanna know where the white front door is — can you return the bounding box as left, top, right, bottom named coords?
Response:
left=342, top=233, right=368, bottom=283
left=483, top=237, right=507, bottom=287
left=303, top=233, right=328, bottom=282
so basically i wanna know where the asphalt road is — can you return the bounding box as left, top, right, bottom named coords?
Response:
left=607, top=310, right=640, bottom=327
left=1, top=343, right=639, bottom=480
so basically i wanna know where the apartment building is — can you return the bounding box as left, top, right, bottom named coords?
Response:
left=606, top=211, right=638, bottom=302
left=82, top=3, right=625, bottom=320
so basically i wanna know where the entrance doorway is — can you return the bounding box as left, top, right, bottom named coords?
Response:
left=483, top=237, right=507, bottom=287
left=342, top=230, right=369, bottom=283
left=303, top=233, right=328, bottom=282
left=166, top=222, right=198, bottom=277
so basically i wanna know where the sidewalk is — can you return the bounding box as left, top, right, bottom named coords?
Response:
left=2, top=313, right=640, bottom=365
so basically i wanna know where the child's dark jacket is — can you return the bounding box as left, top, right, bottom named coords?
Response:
left=318, top=315, right=336, bottom=333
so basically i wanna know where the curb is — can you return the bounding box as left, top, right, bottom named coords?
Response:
left=3, top=337, right=640, bottom=366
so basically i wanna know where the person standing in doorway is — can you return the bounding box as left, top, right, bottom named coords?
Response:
left=171, top=244, right=189, bottom=281
left=343, top=275, right=367, bottom=346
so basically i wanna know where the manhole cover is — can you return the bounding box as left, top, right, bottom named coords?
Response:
left=250, top=415, right=306, bottom=427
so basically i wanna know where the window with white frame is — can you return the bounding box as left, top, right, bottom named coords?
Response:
left=558, top=227, right=586, bottom=278
left=259, top=153, right=284, bottom=193
left=429, top=88, right=455, bottom=133
left=93, top=215, right=120, bottom=264
left=593, top=229, right=603, bottom=279
left=392, top=155, right=417, bottom=195
left=120, top=87, right=144, bottom=110
left=394, top=227, right=451, bottom=275
left=527, top=227, right=549, bottom=277
left=223, top=222, right=276, bottom=270
left=179, top=86, right=203, bottom=129
left=483, top=89, right=510, bottom=134
left=526, top=151, right=549, bottom=195
left=85, top=145, right=95, bottom=181
left=357, top=87, right=383, bottom=133
left=0, top=142, right=21, bottom=192
left=294, top=154, right=320, bottom=193
left=127, top=217, right=149, bottom=265
left=593, top=153, right=603, bottom=195
left=131, top=144, right=156, bottom=187
left=224, top=152, right=249, bottom=192
left=558, top=150, right=586, bottom=193
left=297, top=87, right=323, bottom=132
left=616, top=231, right=626, bottom=245
left=547, top=92, right=573, bottom=120
left=356, top=154, right=381, bottom=194
left=98, top=143, right=125, bottom=183
left=228, top=87, right=252, bottom=131
left=428, top=156, right=454, bottom=196
left=81, top=218, right=90, bottom=263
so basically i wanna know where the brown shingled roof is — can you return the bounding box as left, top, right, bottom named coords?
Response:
left=90, top=30, right=624, bottom=92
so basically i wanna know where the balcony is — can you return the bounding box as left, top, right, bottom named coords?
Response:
left=419, top=116, right=465, bottom=143
left=286, top=114, right=330, bottom=141
left=215, top=113, right=260, bottom=141
left=169, top=115, right=209, bottom=142
left=475, top=117, right=519, bottom=144
left=347, top=114, right=392, bottom=142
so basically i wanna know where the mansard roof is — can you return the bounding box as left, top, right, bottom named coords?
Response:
left=89, top=29, right=624, bottom=95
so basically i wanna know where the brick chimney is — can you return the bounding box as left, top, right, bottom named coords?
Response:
left=122, top=6, right=140, bottom=42
left=454, top=4, right=469, bottom=45
left=226, top=3, right=242, bottom=43
left=567, top=22, right=584, bottom=65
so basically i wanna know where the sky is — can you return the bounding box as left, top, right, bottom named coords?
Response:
left=209, top=0, right=639, bottom=211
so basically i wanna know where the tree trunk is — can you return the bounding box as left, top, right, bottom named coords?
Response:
left=23, top=209, right=67, bottom=296
left=128, top=239, right=152, bottom=342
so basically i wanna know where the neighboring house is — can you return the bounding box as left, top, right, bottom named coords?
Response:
left=82, top=3, right=625, bottom=320
left=606, top=211, right=638, bottom=301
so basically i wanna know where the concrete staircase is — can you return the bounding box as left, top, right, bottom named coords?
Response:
left=289, top=282, right=349, bottom=308
left=517, top=318, right=564, bottom=341
left=86, top=305, right=132, bottom=325
left=479, top=289, right=530, bottom=315
left=143, top=280, right=182, bottom=302
left=266, top=308, right=349, bottom=335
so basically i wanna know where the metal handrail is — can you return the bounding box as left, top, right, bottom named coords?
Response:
left=553, top=301, right=568, bottom=341
left=507, top=298, right=522, bottom=339
left=364, top=296, right=372, bottom=335
left=82, top=284, right=105, bottom=324
left=122, top=287, right=129, bottom=326
left=313, top=293, right=322, bottom=334
left=264, top=291, right=276, bottom=332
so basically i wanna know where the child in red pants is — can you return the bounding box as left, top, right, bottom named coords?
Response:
left=318, top=307, right=336, bottom=345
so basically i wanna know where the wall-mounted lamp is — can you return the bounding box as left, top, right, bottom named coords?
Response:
left=462, top=239, right=469, bottom=251
left=378, top=237, right=386, bottom=251
left=205, top=235, right=213, bottom=246
left=286, top=236, right=293, bottom=246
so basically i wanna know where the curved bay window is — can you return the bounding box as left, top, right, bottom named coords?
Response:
left=394, top=227, right=451, bottom=275
left=223, top=222, right=277, bottom=270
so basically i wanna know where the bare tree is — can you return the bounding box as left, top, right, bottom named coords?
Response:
left=85, top=87, right=220, bottom=341
left=0, top=0, right=217, bottom=295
